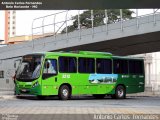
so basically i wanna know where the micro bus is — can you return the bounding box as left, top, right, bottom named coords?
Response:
left=15, top=51, right=145, bottom=100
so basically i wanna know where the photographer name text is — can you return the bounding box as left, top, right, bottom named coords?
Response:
left=1, top=1, right=42, bottom=9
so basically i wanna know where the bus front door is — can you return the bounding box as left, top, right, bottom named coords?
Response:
left=41, top=59, right=58, bottom=95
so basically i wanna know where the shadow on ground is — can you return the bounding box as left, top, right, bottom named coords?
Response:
left=15, top=95, right=141, bottom=101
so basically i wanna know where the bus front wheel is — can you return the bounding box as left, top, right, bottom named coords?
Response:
left=112, top=85, right=126, bottom=99
left=58, top=85, right=71, bottom=100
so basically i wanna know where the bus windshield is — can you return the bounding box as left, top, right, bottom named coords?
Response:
left=16, top=54, right=44, bottom=81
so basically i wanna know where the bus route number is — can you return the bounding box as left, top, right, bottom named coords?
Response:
left=62, top=74, right=70, bottom=79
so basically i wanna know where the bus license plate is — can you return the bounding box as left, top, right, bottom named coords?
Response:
left=21, top=89, right=27, bottom=92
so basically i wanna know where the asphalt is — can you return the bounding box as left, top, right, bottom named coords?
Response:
left=1, top=91, right=160, bottom=120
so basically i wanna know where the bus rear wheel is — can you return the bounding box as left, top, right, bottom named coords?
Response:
left=58, top=85, right=71, bottom=100
left=93, top=94, right=106, bottom=99
left=115, top=85, right=126, bottom=99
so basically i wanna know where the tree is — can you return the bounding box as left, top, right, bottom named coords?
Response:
left=61, top=9, right=134, bottom=33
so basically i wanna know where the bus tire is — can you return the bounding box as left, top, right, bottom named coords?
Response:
left=92, top=94, right=106, bottom=99
left=16, top=95, right=22, bottom=99
left=115, top=85, right=126, bottom=99
left=58, top=85, right=71, bottom=100
left=111, top=94, right=116, bottom=99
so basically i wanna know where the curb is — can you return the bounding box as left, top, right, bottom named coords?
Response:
left=0, top=95, right=15, bottom=100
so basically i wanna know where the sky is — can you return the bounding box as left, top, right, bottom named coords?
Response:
left=0, top=9, right=158, bottom=40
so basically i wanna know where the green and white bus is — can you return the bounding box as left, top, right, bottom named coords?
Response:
left=15, top=51, right=145, bottom=100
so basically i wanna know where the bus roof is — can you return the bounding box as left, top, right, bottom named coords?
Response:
left=25, top=51, right=144, bottom=60
left=32, top=51, right=112, bottom=58
left=113, top=55, right=144, bottom=60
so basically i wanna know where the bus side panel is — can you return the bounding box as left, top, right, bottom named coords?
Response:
left=123, top=75, right=144, bottom=94
left=107, top=74, right=145, bottom=94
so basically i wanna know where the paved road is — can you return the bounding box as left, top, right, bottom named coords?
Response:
left=0, top=96, right=160, bottom=114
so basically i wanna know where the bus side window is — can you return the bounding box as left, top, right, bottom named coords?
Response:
left=129, top=60, right=143, bottom=74
left=42, top=59, right=57, bottom=79
left=113, top=59, right=128, bottom=74
left=78, top=58, right=95, bottom=73
left=96, top=58, right=112, bottom=74
left=59, top=57, right=77, bottom=73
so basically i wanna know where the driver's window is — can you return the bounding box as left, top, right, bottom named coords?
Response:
left=43, top=59, right=57, bottom=75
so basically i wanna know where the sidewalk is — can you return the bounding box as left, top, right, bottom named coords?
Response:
left=0, top=90, right=15, bottom=99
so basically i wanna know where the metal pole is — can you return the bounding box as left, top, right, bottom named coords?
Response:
left=53, top=14, right=56, bottom=39
left=91, top=10, right=94, bottom=38
left=31, top=19, right=35, bottom=49
left=148, top=63, right=151, bottom=86
left=136, top=9, right=139, bottom=28
left=120, top=9, right=123, bottom=31
left=65, top=11, right=69, bottom=37
left=155, top=53, right=157, bottom=90
left=78, top=10, right=81, bottom=40
left=105, top=9, right=108, bottom=34
left=42, top=17, right=45, bottom=37
left=153, top=9, right=156, bottom=25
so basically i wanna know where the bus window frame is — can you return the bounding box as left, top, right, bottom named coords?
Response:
left=96, top=58, right=112, bottom=74
left=113, top=59, right=129, bottom=74
left=78, top=57, right=95, bottom=74
left=128, top=59, right=144, bottom=75
left=42, top=59, right=58, bottom=80
left=58, top=56, right=77, bottom=73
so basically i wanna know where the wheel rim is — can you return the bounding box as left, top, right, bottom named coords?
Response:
left=62, top=89, right=68, bottom=97
left=118, top=88, right=124, bottom=97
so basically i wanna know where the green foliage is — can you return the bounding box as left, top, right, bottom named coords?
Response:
left=61, top=9, right=134, bottom=33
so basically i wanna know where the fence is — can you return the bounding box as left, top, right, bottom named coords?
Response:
left=31, top=9, right=160, bottom=48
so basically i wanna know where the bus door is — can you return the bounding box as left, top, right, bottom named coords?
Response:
left=41, top=59, right=58, bottom=95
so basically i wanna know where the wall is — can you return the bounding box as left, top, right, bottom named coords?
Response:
left=0, top=57, right=21, bottom=90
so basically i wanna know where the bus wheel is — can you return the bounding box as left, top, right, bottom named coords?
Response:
left=111, top=94, right=116, bottom=99
left=58, top=85, right=71, bottom=100
left=115, top=85, right=126, bottom=99
left=92, top=94, right=106, bottom=99
left=16, top=95, right=22, bottom=99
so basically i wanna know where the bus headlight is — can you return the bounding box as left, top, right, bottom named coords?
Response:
left=32, top=81, right=39, bottom=88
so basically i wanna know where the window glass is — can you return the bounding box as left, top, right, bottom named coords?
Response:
left=129, top=60, right=143, bottom=74
left=16, top=55, right=43, bottom=80
left=113, top=59, right=128, bottom=74
left=43, top=59, right=57, bottom=74
left=59, top=57, right=77, bottom=73
left=0, top=71, right=4, bottom=78
left=78, top=58, right=95, bottom=73
left=96, top=59, right=112, bottom=74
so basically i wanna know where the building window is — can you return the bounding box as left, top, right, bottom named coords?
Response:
left=0, top=71, right=4, bottom=78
